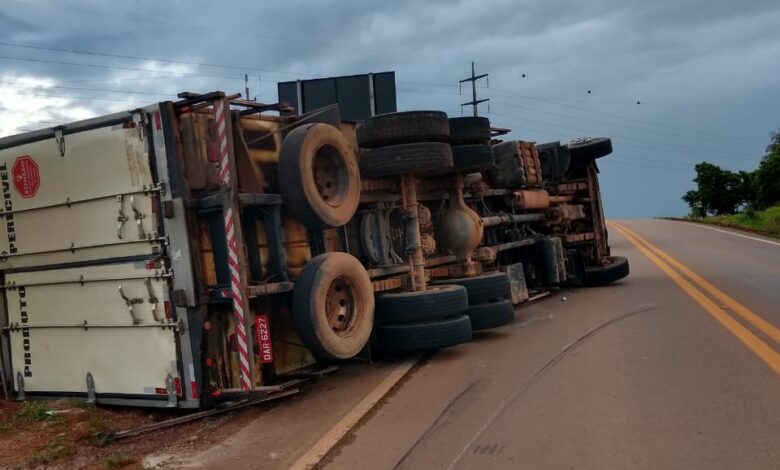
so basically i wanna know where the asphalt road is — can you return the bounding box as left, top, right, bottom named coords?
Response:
left=319, top=219, right=780, bottom=470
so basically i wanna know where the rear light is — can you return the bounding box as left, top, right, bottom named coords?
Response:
left=174, top=377, right=182, bottom=396
left=154, top=111, right=162, bottom=130
left=164, top=301, right=173, bottom=320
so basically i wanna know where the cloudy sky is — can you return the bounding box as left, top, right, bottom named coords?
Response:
left=1, top=0, right=778, bottom=217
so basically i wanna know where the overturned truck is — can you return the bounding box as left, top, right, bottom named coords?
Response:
left=0, top=92, right=627, bottom=409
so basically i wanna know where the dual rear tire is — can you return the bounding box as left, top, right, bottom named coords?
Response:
left=432, top=272, right=515, bottom=331
left=375, top=285, right=472, bottom=353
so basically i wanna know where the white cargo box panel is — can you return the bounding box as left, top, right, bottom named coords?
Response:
left=5, top=261, right=180, bottom=398
left=0, top=123, right=162, bottom=269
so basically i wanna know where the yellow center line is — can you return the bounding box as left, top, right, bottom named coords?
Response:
left=608, top=222, right=780, bottom=375
left=611, top=221, right=780, bottom=344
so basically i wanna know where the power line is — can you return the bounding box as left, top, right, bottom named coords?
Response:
left=0, top=90, right=149, bottom=103
left=488, top=87, right=753, bottom=144
left=485, top=110, right=760, bottom=163
left=603, top=160, right=693, bottom=173
left=0, top=0, right=446, bottom=62
left=0, top=41, right=316, bottom=77
left=0, top=54, right=246, bottom=80
left=0, top=80, right=175, bottom=97
left=489, top=98, right=750, bottom=148
left=0, top=39, right=463, bottom=92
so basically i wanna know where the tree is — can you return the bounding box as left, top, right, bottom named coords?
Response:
left=682, top=130, right=780, bottom=215
left=754, top=131, right=780, bottom=208
left=682, top=162, right=745, bottom=216
left=682, top=189, right=705, bottom=217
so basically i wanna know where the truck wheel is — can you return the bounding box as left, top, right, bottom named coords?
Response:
left=567, top=137, right=613, bottom=161
left=449, top=117, right=491, bottom=145
left=357, top=111, right=450, bottom=149
left=359, top=142, right=453, bottom=178
left=584, top=256, right=630, bottom=287
left=279, top=123, right=360, bottom=229
left=376, top=285, right=468, bottom=324
left=466, top=300, right=515, bottom=330
left=451, top=145, right=495, bottom=172
left=292, top=252, right=374, bottom=361
left=378, top=315, right=472, bottom=353
left=430, top=272, right=511, bottom=305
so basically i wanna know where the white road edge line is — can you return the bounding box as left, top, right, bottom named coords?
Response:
left=682, top=222, right=780, bottom=247
left=288, top=356, right=421, bottom=470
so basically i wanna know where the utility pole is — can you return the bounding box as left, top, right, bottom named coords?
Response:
left=244, top=74, right=250, bottom=100
left=460, top=61, right=489, bottom=116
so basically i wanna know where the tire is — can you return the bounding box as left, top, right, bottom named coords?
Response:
left=449, top=117, right=491, bottom=145
left=488, top=141, right=526, bottom=188
left=430, top=272, right=511, bottom=305
left=376, top=285, right=469, bottom=324
left=378, top=315, right=472, bottom=353
left=466, top=300, right=515, bottom=331
left=357, top=111, right=450, bottom=149
left=567, top=137, right=613, bottom=161
left=279, top=123, right=360, bottom=229
left=359, top=142, right=453, bottom=178
left=584, top=256, right=630, bottom=286
left=451, top=145, right=495, bottom=172
left=292, top=252, right=375, bottom=361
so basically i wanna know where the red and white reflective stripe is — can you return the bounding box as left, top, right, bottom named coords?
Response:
left=214, top=99, right=252, bottom=391
left=215, top=100, right=231, bottom=185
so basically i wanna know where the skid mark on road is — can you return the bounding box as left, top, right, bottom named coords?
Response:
left=610, top=222, right=780, bottom=376
left=392, top=380, right=482, bottom=470
left=444, top=303, right=657, bottom=470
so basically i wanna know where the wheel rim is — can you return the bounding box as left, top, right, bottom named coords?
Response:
left=312, top=144, right=349, bottom=208
left=325, top=275, right=359, bottom=337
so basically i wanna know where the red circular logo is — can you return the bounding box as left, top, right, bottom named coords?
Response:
left=12, top=155, right=40, bottom=198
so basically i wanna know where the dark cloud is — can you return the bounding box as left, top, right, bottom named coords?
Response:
left=1, top=0, right=779, bottom=216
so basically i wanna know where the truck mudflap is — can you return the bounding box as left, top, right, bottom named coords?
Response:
left=4, top=261, right=180, bottom=401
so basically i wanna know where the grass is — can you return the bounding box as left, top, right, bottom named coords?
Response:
left=30, top=436, right=76, bottom=464
left=0, top=401, right=64, bottom=433
left=692, top=205, right=780, bottom=238
left=14, top=401, right=54, bottom=423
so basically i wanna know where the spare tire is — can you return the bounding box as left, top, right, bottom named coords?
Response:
left=359, top=142, right=453, bottom=178
left=292, top=252, right=375, bottom=361
left=466, top=300, right=515, bottom=330
left=378, top=315, right=472, bottom=353
left=567, top=137, right=613, bottom=161
left=357, top=111, right=449, bottom=149
left=449, top=117, right=491, bottom=145
left=376, top=285, right=469, bottom=324
left=279, top=123, right=360, bottom=229
left=430, top=272, right=511, bottom=305
left=451, top=145, right=495, bottom=172
left=584, top=256, right=630, bottom=287
left=488, top=141, right=526, bottom=188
